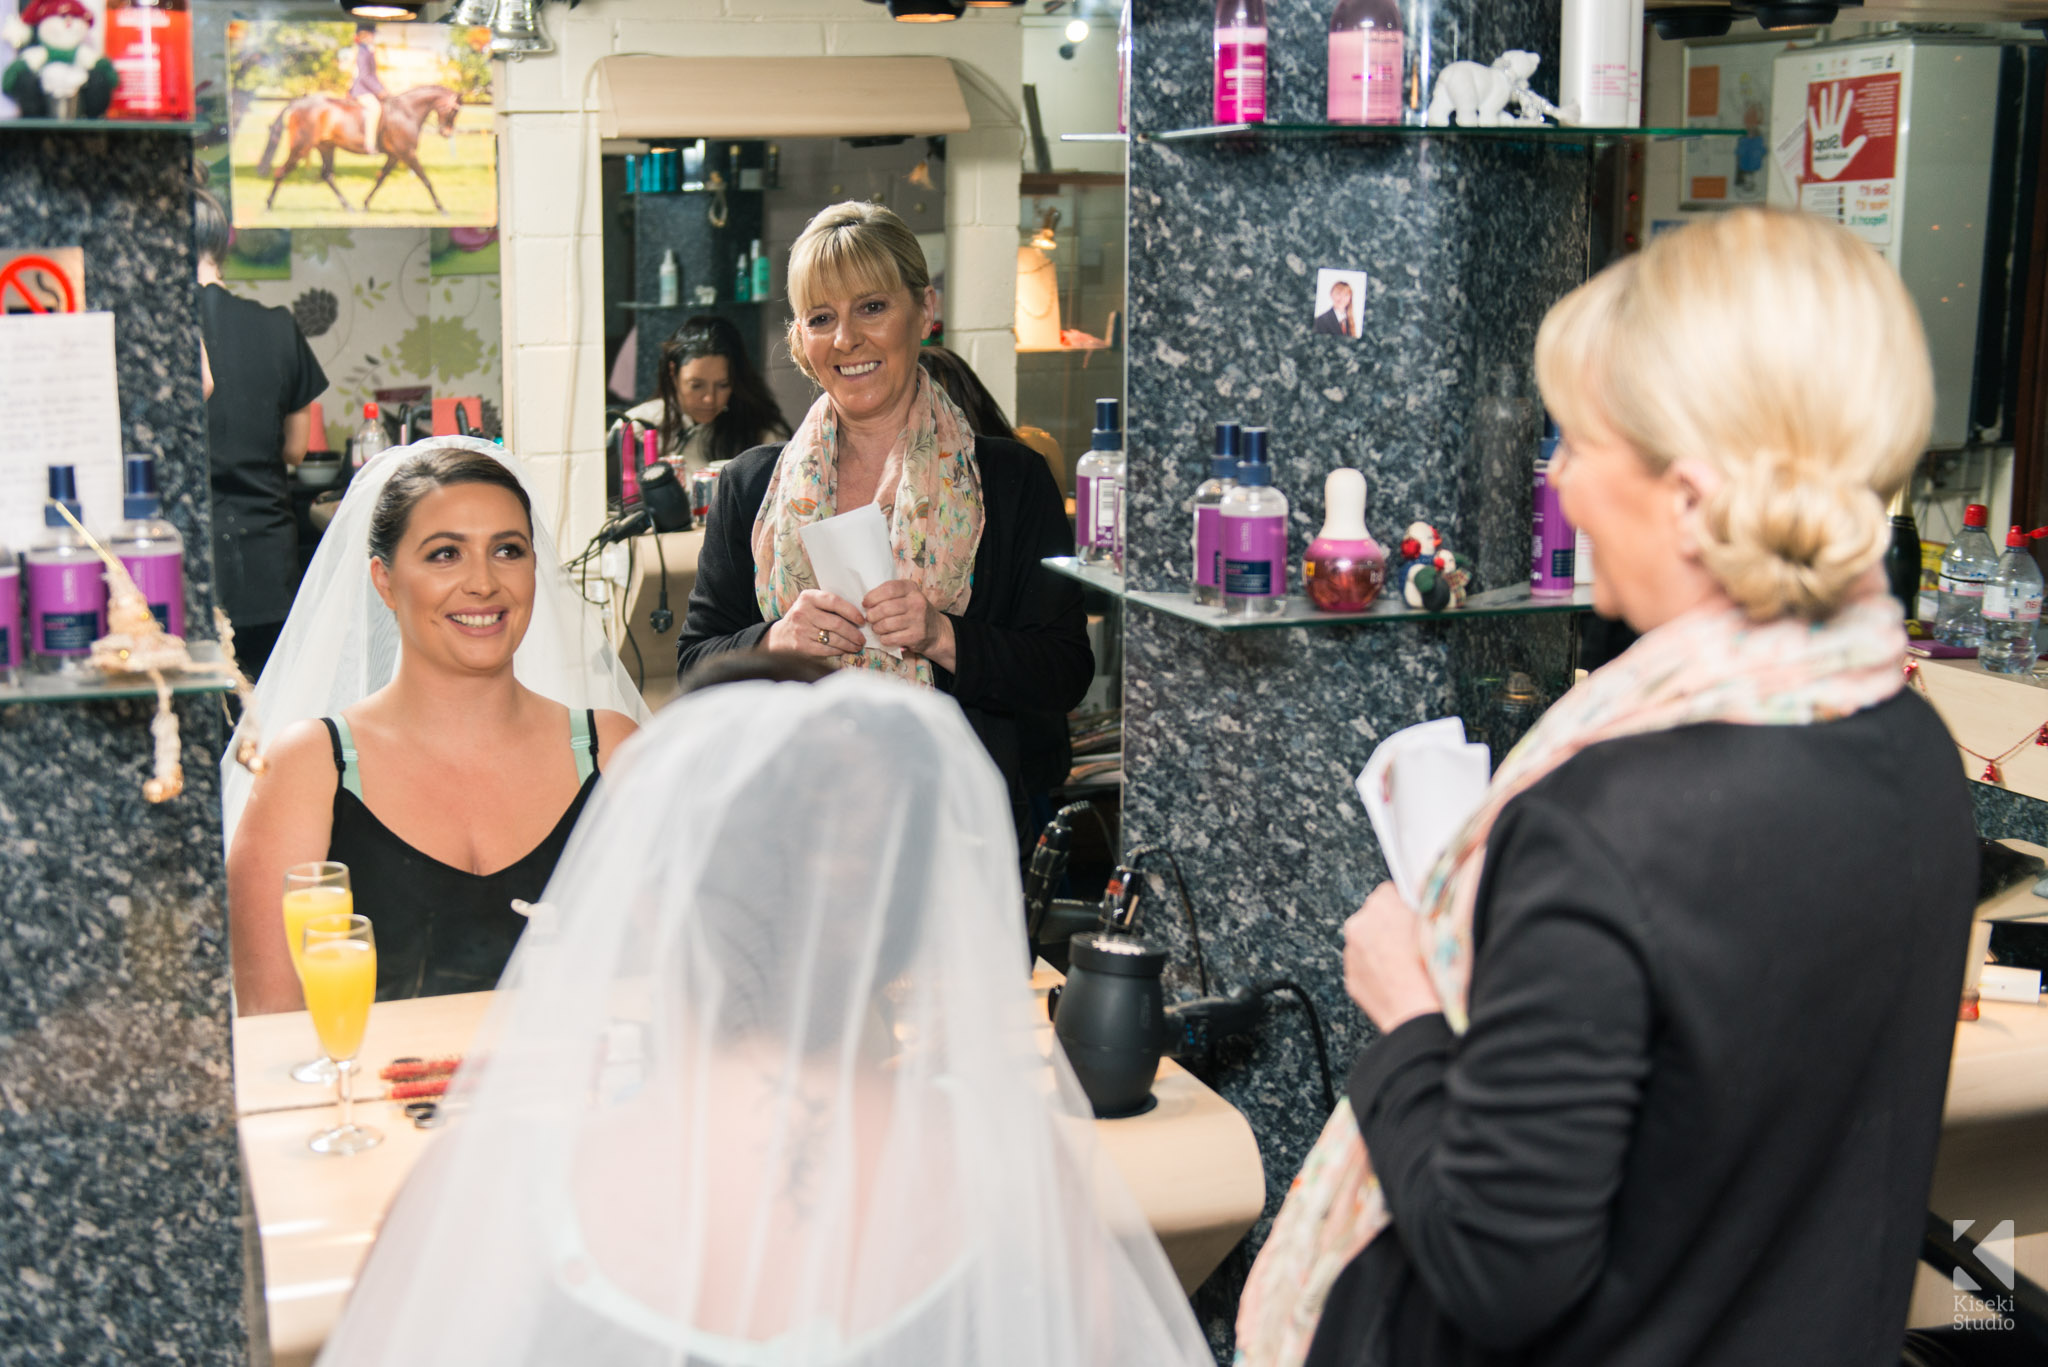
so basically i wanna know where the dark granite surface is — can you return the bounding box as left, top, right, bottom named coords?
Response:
left=1971, top=780, right=2048, bottom=845
left=1122, top=1, right=1580, bottom=1354
left=0, top=132, right=246, bottom=1363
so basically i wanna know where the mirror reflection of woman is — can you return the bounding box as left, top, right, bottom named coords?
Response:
left=225, top=442, right=645, bottom=1014
left=678, top=203, right=1092, bottom=835
left=623, top=315, right=789, bottom=473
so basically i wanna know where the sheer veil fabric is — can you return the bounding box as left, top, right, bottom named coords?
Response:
left=315, top=675, right=1211, bottom=1366
left=218, top=437, right=651, bottom=851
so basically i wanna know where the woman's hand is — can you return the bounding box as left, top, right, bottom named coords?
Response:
left=864, top=580, right=957, bottom=672
left=766, top=589, right=868, bottom=659
left=1343, top=882, right=1443, bottom=1034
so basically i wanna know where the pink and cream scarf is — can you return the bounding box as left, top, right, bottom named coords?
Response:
left=751, top=369, right=984, bottom=687
left=1234, top=593, right=1909, bottom=1367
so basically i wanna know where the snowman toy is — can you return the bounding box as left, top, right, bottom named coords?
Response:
left=3, top=0, right=118, bottom=120
left=1396, top=520, right=1473, bottom=612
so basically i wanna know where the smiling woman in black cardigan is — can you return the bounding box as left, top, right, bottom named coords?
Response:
left=676, top=202, right=1091, bottom=825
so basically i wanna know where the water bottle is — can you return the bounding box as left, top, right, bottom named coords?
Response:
left=1980, top=525, right=2043, bottom=676
left=1935, top=503, right=1998, bottom=649
left=351, top=402, right=389, bottom=470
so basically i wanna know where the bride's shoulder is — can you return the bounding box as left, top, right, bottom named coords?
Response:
left=593, top=708, right=638, bottom=756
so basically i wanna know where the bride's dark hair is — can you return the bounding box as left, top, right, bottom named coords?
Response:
left=367, top=446, right=532, bottom=565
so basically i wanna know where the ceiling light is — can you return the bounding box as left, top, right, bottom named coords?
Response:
left=345, top=0, right=421, bottom=17
left=965, top=1, right=1026, bottom=7
left=1064, top=18, right=1090, bottom=42
left=889, top=0, right=966, bottom=19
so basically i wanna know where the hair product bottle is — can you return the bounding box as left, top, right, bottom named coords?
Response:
left=733, top=253, right=751, bottom=303
left=1304, top=467, right=1385, bottom=610
left=26, top=465, right=107, bottom=675
left=1214, top=0, right=1269, bottom=124
left=1560, top=0, right=1635, bottom=127
left=108, top=455, right=184, bottom=637
left=1221, top=427, right=1287, bottom=617
left=1192, top=422, right=1241, bottom=605
left=106, top=0, right=192, bottom=121
left=750, top=239, right=771, bottom=301
left=1530, top=424, right=1577, bottom=597
left=1327, top=0, right=1403, bottom=126
left=1077, top=399, right=1123, bottom=568
left=658, top=250, right=679, bottom=307
left=0, top=539, right=18, bottom=685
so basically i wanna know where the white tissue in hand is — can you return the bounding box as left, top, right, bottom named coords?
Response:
left=798, top=504, right=901, bottom=658
left=1355, top=717, right=1491, bottom=906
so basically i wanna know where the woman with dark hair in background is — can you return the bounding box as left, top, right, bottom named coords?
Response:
left=917, top=344, right=1017, bottom=443
left=623, top=315, right=789, bottom=472
left=195, top=185, right=327, bottom=681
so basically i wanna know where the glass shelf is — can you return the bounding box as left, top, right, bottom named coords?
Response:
left=1151, top=122, right=1742, bottom=145
left=618, top=300, right=762, bottom=310
left=0, top=641, right=237, bottom=706
left=1045, top=557, right=1593, bottom=631
left=1, top=118, right=206, bottom=134
left=1061, top=133, right=1130, bottom=142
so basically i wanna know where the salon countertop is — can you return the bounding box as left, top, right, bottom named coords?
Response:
left=234, top=971, right=1265, bottom=1366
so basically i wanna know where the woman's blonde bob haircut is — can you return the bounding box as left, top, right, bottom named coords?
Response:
left=1535, top=207, right=1933, bottom=621
left=783, top=201, right=932, bottom=384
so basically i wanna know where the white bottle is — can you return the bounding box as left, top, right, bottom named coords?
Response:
left=351, top=402, right=389, bottom=470
left=1981, top=526, right=2044, bottom=676
left=1625, top=0, right=1644, bottom=127
left=1192, top=422, right=1241, bottom=605
left=1077, top=398, right=1123, bottom=568
left=25, top=464, right=107, bottom=676
left=1221, top=427, right=1287, bottom=618
left=1560, top=0, right=1634, bottom=127
left=658, top=249, right=679, bottom=307
left=107, top=454, right=185, bottom=639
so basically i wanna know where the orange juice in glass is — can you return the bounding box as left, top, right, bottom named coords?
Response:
left=303, top=912, right=381, bottom=1156
left=282, top=862, right=350, bottom=1084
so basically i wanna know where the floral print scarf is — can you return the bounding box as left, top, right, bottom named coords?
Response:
left=1234, top=593, right=1909, bottom=1367
left=752, top=369, right=984, bottom=687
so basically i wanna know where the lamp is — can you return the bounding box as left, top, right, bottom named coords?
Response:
left=344, top=0, right=421, bottom=17
left=488, top=0, right=553, bottom=58
left=965, top=1, right=1027, bottom=6
left=889, top=0, right=966, bottom=19
left=1016, top=245, right=1062, bottom=349
left=1030, top=205, right=1060, bottom=252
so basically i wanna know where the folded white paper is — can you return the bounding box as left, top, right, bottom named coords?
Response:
left=797, top=504, right=902, bottom=658
left=1354, top=717, right=1492, bottom=906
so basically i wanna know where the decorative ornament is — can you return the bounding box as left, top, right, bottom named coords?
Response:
left=1425, top=51, right=1580, bottom=128
left=1903, top=658, right=1919, bottom=683
left=48, top=502, right=265, bottom=803
left=0, top=0, right=117, bottom=120
left=1396, top=520, right=1473, bottom=611
left=1985, top=761, right=2002, bottom=784
left=1906, top=657, right=2048, bottom=789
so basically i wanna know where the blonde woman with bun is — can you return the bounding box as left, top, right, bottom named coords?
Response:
left=1240, top=209, right=1980, bottom=1367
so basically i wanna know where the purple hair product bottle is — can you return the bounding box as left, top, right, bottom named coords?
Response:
left=1221, top=427, right=1288, bottom=618
left=1530, top=421, right=1577, bottom=597
left=1192, top=422, right=1240, bottom=605
left=109, top=454, right=185, bottom=637
left=0, top=539, right=18, bottom=684
left=26, top=464, right=107, bottom=675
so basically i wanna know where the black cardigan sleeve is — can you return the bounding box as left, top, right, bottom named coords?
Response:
left=936, top=439, right=1093, bottom=716
left=1347, top=794, right=1653, bottom=1350
left=675, top=445, right=777, bottom=677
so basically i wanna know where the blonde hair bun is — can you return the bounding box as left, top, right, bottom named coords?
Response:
left=1535, top=208, right=1933, bottom=621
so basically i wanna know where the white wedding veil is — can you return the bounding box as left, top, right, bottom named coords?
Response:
left=315, top=674, right=1211, bottom=1367
left=219, top=436, right=650, bottom=849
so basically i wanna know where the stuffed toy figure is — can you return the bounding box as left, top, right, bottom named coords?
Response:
left=3, top=0, right=118, bottom=119
left=1397, top=520, right=1474, bottom=612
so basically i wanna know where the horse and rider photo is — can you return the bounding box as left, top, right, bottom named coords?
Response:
left=227, top=19, right=494, bottom=230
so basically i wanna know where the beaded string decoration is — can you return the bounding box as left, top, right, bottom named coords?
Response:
left=1904, top=656, right=2048, bottom=784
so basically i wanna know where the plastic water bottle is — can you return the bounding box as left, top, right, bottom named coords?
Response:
left=351, top=402, right=389, bottom=470
left=1980, top=525, right=2043, bottom=676
left=1935, top=503, right=1998, bottom=649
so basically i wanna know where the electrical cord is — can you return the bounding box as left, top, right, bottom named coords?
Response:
left=1116, top=842, right=1210, bottom=996
left=1164, top=979, right=1336, bottom=1114
left=1252, top=980, right=1337, bottom=1114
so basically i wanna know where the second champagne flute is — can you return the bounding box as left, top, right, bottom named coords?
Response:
left=302, top=912, right=382, bottom=1156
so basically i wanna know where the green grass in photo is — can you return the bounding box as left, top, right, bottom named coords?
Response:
left=230, top=96, right=497, bottom=230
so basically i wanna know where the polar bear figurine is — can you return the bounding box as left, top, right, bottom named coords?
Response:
left=1425, top=51, right=1569, bottom=128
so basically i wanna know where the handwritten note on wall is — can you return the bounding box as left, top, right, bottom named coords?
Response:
left=0, top=312, right=124, bottom=554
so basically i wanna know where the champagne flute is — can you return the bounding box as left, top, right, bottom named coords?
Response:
left=283, top=861, right=351, bottom=1084
left=302, top=913, right=382, bottom=1156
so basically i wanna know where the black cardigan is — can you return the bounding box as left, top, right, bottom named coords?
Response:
left=677, top=436, right=1093, bottom=797
left=1305, top=690, right=1976, bottom=1367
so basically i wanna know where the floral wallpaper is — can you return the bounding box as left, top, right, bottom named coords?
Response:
left=219, top=226, right=503, bottom=453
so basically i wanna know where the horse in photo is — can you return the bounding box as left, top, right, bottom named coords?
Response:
left=255, top=84, right=462, bottom=213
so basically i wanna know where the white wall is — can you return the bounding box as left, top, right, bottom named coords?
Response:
left=494, top=0, right=1023, bottom=546
left=1021, top=15, right=1123, bottom=173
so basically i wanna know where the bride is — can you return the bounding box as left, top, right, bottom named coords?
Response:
left=224, top=438, right=649, bottom=1012
left=315, top=675, right=1212, bottom=1366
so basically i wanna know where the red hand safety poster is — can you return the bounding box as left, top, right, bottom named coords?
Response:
left=1799, top=71, right=1900, bottom=245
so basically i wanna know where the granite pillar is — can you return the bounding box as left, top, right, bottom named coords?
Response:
left=0, top=129, right=246, bottom=1364
left=1120, top=1, right=1585, bottom=1352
